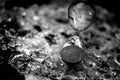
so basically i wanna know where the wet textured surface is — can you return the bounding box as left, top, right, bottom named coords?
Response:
left=0, top=0, right=120, bottom=80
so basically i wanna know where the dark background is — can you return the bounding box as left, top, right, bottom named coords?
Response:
left=3, top=0, right=120, bottom=23
left=3, top=0, right=119, bottom=13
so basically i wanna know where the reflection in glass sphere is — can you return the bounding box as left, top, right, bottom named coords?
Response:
left=68, top=0, right=96, bottom=32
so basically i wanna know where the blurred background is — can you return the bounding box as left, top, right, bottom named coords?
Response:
left=2, top=0, right=119, bottom=13
left=1, top=0, right=119, bottom=24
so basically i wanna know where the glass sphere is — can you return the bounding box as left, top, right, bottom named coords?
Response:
left=68, top=0, right=96, bottom=32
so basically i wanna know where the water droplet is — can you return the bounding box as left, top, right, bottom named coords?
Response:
left=60, top=45, right=84, bottom=63
left=68, top=0, right=96, bottom=32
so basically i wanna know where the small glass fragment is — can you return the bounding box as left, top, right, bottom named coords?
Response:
left=68, top=0, right=96, bottom=32
left=63, top=35, right=84, bottom=48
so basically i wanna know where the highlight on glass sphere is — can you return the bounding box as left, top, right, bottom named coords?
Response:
left=68, top=0, right=96, bottom=32
left=60, top=45, right=84, bottom=63
left=115, top=54, right=120, bottom=64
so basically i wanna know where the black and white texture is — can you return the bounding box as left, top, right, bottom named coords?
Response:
left=0, top=0, right=120, bottom=80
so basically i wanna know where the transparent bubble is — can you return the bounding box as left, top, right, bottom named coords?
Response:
left=68, top=0, right=96, bottom=32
